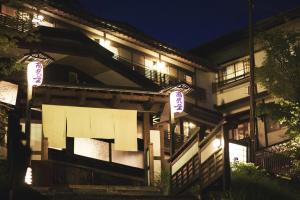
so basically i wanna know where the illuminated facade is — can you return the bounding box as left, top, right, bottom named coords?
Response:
left=0, top=1, right=298, bottom=194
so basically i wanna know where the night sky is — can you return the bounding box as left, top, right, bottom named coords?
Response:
left=78, top=0, right=300, bottom=51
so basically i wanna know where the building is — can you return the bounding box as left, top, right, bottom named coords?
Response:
left=0, top=0, right=298, bottom=197
left=0, top=0, right=222, bottom=190
left=191, top=6, right=300, bottom=172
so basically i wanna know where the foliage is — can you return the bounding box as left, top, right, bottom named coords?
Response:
left=0, top=0, right=38, bottom=149
left=207, top=162, right=300, bottom=200
left=255, top=30, right=300, bottom=136
left=255, top=30, right=300, bottom=181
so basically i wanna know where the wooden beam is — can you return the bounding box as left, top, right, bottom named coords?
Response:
left=222, top=123, right=231, bottom=191
left=143, top=112, right=151, bottom=185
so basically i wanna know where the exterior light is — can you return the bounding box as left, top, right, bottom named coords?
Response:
left=100, top=38, right=111, bottom=48
left=170, top=91, right=184, bottom=113
left=24, top=167, right=32, bottom=185
left=32, top=14, right=44, bottom=25
left=213, top=137, right=222, bottom=149
left=27, top=61, right=43, bottom=86
left=188, top=122, right=196, bottom=129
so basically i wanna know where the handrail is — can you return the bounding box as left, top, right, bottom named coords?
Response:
left=199, top=120, right=225, bottom=148
left=170, top=127, right=199, bottom=163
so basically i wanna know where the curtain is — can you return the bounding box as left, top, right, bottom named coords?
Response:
left=42, top=105, right=66, bottom=149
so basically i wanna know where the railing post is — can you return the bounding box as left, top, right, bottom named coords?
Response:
left=41, top=137, right=48, bottom=160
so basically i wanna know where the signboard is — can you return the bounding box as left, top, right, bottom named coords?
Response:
left=0, top=81, right=18, bottom=105
left=170, top=91, right=184, bottom=113
left=27, top=61, right=43, bottom=86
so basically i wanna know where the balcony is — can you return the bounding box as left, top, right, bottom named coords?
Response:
left=116, top=55, right=180, bottom=88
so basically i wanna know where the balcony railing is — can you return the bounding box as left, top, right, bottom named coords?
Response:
left=116, top=55, right=180, bottom=87
left=0, top=13, right=32, bottom=32
left=217, top=72, right=250, bottom=88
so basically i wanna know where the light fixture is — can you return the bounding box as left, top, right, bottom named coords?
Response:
left=24, top=167, right=32, bottom=185
left=27, top=61, right=43, bottom=86
left=170, top=90, right=184, bottom=113
left=32, top=14, right=44, bottom=25
left=213, top=137, right=222, bottom=149
left=100, top=38, right=111, bottom=48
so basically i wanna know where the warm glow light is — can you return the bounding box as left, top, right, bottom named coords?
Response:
left=32, top=14, right=44, bottom=25
left=170, top=91, right=184, bottom=113
left=229, top=143, right=247, bottom=163
left=100, top=38, right=111, bottom=48
left=24, top=167, right=32, bottom=185
left=213, top=138, right=222, bottom=149
left=27, top=61, right=43, bottom=86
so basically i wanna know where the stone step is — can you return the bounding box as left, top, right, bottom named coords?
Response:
left=34, top=185, right=198, bottom=200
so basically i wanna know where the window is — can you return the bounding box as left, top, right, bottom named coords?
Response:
left=229, top=143, right=247, bottom=163
left=265, top=117, right=282, bottom=133
left=229, top=122, right=249, bottom=140
left=68, top=72, right=78, bottom=84
left=184, top=74, right=193, bottom=85
left=183, top=121, right=196, bottom=137
left=218, top=59, right=250, bottom=85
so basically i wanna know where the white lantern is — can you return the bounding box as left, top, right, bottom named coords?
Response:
left=27, top=61, right=43, bottom=86
left=170, top=91, right=184, bottom=113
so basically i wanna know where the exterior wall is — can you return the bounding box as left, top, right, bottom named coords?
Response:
left=216, top=82, right=266, bottom=106
left=268, top=128, right=289, bottom=146
left=196, top=69, right=216, bottom=108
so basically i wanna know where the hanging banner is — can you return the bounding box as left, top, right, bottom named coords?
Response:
left=0, top=81, right=18, bottom=105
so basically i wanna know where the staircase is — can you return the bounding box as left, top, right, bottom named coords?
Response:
left=169, top=121, right=229, bottom=194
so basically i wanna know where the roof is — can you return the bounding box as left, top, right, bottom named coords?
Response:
left=20, top=26, right=161, bottom=91
left=33, top=0, right=216, bottom=71
left=190, top=6, right=300, bottom=59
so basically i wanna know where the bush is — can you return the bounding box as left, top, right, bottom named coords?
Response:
left=208, top=162, right=300, bottom=200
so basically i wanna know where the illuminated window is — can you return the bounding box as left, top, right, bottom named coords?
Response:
left=229, top=122, right=249, bottom=140
left=183, top=121, right=196, bottom=137
left=184, top=74, right=193, bottom=85
left=218, top=59, right=250, bottom=85
left=229, top=143, right=247, bottom=163
left=145, top=59, right=168, bottom=74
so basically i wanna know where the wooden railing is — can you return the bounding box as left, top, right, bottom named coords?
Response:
left=255, top=150, right=292, bottom=176
left=170, top=120, right=227, bottom=194
left=116, top=55, right=178, bottom=87
left=200, top=148, right=223, bottom=189
left=31, top=159, right=144, bottom=186
left=171, top=153, right=200, bottom=192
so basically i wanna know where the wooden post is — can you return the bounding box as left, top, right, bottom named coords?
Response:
left=159, top=125, right=165, bottom=171
left=222, top=124, right=231, bottom=191
left=41, top=137, right=48, bottom=160
left=198, top=125, right=206, bottom=198
left=66, top=137, right=74, bottom=157
left=143, top=112, right=151, bottom=185
left=149, top=143, right=154, bottom=186
left=179, top=119, right=184, bottom=145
